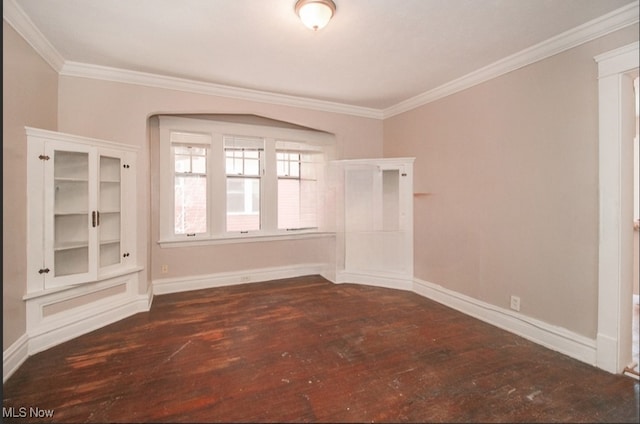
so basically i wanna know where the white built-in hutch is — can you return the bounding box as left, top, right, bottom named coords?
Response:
left=25, top=127, right=143, bottom=354
left=333, top=157, right=415, bottom=289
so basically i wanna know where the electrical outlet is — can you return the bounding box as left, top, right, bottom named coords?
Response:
left=510, top=295, right=521, bottom=312
left=161, top=264, right=169, bottom=274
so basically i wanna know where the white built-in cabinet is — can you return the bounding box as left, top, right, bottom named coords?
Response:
left=26, top=127, right=139, bottom=294
left=333, top=158, right=414, bottom=289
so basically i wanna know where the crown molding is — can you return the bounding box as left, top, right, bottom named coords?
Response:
left=2, top=0, right=65, bottom=72
left=5, top=0, right=637, bottom=121
left=59, top=61, right=383, bottom=119
left=382, top=1, right=639, bottom=118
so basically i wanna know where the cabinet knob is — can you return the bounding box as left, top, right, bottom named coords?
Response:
left=123, top=253, right=130, bottom=258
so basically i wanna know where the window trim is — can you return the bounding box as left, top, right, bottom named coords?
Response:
left=158, top=116, right=335, bottom=247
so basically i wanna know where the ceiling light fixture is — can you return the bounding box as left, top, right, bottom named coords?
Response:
left=295, top=0, right=336, bottom=31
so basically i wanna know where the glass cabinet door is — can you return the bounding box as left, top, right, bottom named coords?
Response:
left=50, top=149, right=93, bottom=282
left=98, top=154, right=122, bottom=270
left=28, top=130, right=137, bottom=293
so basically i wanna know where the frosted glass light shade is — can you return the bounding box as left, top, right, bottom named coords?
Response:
left=295, top=0, right=336, bottom=31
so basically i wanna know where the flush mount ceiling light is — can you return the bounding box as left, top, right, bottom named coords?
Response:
left=295, top=0, right=336, bottom=31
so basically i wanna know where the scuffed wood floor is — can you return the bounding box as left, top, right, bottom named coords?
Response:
left=3, top=276, right=639, bottom=423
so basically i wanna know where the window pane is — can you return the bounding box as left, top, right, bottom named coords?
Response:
left=175, top=146, right=207, bottom=175
left=174, top=146, right=191, bottom=155
left=175, top=155, right=191, bottom=173
left=190, top=147, right=207, bottom=156
left=277, top=152, right=301, bottom=177
left=226, top=179, right=245, bottom=213
left=192, top=155, right=206, bottom=174
left=174, top=175, right=207, bottom=234
left=226, top=178, right=260, bottom=232
left=244, top=158, right=260, bottom=176
left=289, top=160, right=300, bottom=177
left=278, top=178, right=317, bottom=230
left=225, top=149, right=261, bottom=176
left=225, top=151, right=243, bottom=174
left=225, top=157, right=235, bottom=174
left=278, top=179, right=300, bottom=229
left=277, top=160, right=286, bottom=176
left=300, top=179, right=317, bottom=228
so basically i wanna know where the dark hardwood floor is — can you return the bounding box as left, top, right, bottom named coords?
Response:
left=3, top=275, right=639, bottom=423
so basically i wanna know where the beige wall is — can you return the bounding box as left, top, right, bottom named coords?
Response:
left=3, top=22, right=59, bottom=350
left=55, top=76, right=382, bottom=294
left=383, top=24, right=639, bottom=339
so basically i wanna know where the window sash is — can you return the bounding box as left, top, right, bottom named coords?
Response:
left=276, top=150, right=319, bottom=230
left=174, top=174, right=207, bottom=235
left=159, top=116, right=333, bottom=244
left=172, top=143, right=209, bottom=236
left=224, top=145, right=263, bottom=233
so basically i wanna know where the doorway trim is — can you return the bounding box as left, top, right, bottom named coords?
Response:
left=595, top=41, right=639, bottom=373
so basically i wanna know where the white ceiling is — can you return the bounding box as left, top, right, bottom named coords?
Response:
left=6, top=0, right=639, bottom=114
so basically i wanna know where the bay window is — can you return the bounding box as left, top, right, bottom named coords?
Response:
left=158, top=115, right=334, bottom=246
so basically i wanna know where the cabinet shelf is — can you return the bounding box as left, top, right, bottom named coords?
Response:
left=99, top=239, right=120, bottom=246
left=54, top=211, right=89, bottom=216
left=55, top=177, right=89, bottom=182
left=27, top=127, right=137, bottom=292
left=54, top=241, right=90, bottom=251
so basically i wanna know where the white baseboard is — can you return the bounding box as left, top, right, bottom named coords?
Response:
left=412, top=278, right=597, bottom=366
left=3, top=333, right=29, bottom=383
left=5, top=268, right=602, bottom=383
left=596, top=333, right=619, bottom=373
left=335, top=271, right=413, bottom=291
left=153, top=263, right=327, bottom=295
left=28, top=294, right=150, bottom=356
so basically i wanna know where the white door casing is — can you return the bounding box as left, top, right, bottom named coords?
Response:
left=595, top=41, right=639, bottom=374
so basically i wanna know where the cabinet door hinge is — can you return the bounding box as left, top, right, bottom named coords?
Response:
left=38, top=154, right=50, bottom=161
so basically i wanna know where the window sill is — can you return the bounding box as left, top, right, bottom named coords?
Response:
left=158, top=231, right=335, bottom=248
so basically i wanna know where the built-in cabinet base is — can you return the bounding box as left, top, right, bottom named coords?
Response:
left=25, top=269, right=148, bottom=356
